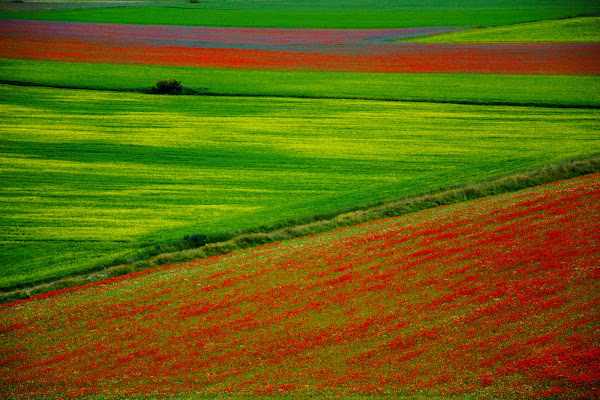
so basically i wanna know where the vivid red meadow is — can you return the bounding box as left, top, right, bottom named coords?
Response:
left=1, top=20, right=598, bottom=75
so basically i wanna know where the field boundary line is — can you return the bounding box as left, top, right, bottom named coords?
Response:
left=2, top=154, right=599, bottom=304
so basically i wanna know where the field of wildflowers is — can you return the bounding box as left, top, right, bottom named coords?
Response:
left=1, top=2, right=599, bottom=397
left=2, top=174, right=598, bottom=398
left=1, top=20, right=598, bottom=74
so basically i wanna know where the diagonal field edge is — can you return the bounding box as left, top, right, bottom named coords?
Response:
left=2, top=154, right=598, bottom=304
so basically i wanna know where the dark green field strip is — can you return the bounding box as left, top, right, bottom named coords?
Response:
left=3, top=0, right=598, bottom=14
left=181, top=0, right=600, bottom=10
left=84, top=0, right=600, bottom=10
left=1, top=6, right=599, bottom=28
left=1, top=84, right=599, bottom=290
left=2, top=59, right=599, bottom=108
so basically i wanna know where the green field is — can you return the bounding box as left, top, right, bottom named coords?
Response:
left=3, top=0, right=598, bottom=8
left=1, top=84, right=599, bottom=291
left=409, top=16, right=600, bottom=42
left=1, top=5, right=598, bottom=28
left=1, top=0, right=600, bottom=295
left=2, top=59, right=600, bottom=108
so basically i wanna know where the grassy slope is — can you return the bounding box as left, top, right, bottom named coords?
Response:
left=1, top=84, right=599, bottom=291
left=409, top=16, right=600, bottom=42
left=1, top=6, right=598, bottom=28
left=2, top=173, right=598, bottom=398
left=2, top=59, right=600, bottom=108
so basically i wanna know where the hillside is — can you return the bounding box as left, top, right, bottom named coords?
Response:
left=2, top=173, right=599, bottom=399
left=2, top=20, right=598, bottom=75
left=2, top=84, right=599, bottom=292
left=1, top=0, right=600, bottom=296
left=0, top=0, right=599, bottom=398
left=408, top=16, right=600, bottom=43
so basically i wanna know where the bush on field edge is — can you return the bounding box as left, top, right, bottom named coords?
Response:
left=150, top=79, right=183, bottom=94
left=150, top=79, right=199, bottom=95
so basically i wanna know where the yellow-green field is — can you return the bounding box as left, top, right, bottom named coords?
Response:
left=1, top=84, right=599, bottom=291
left=408, top=16, right=600, bottom=42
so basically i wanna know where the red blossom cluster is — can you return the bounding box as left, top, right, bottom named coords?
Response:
left=0, top=20, right=598, bottom=75
left=1, top=174, right=599, bottom=398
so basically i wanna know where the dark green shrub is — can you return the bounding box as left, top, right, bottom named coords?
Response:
left=150, top=79, right=183, bottom=95
left=183, top=233, right=208, bottom=248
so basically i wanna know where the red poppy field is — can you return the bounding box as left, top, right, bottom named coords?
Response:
left=1, top=2, right=600, bottom=398
left=1, top=20, right=599, bottom=74
left=2, top=174, right=599, bottom=399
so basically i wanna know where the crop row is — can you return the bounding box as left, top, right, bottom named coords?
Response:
left=1, top=173, right=599, bottom=398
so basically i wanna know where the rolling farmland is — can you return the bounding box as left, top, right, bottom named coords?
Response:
left=2, top=59, right=600, bottom=108
left=1, top=0, right=599, bottom=397
left=2, top=174, right=598, bottom=398
left=3, top=84, right=598, bottom=291
left=2, top=20, right=599, bottom=74
left=408, top=16, right=600, bottom=43
left=1, top=0, right=599, bottom=29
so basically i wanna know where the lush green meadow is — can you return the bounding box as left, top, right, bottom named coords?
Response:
left=1, top=5, right=599, bottom=29
left=1, top=83, right=599, bottom=291
left=2, top=59, right=600, bottom=108
left=409, top=16, right=600, bottom=42
left=83, top=0, right=600, bottom=10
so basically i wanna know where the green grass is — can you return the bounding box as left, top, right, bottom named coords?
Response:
left=1, top=84, right=599, bottom=291
left=197, top=0, right=600, bottom=10
left=76, top=0, right=600, bottom=10
left=2, top=59, right=600, bottom=108
left=1, top=6, right=598, bottom=28
left=3, top=0, right=598, bottom=12
left=408, top=16, right=600, bottom=42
